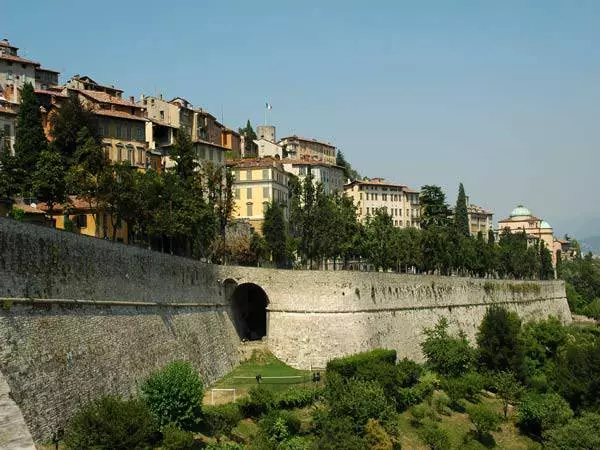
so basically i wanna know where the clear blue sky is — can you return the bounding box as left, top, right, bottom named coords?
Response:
left=5, top=1, right=600, bottom=237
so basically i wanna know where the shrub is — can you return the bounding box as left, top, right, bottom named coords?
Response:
left=140, top=360, right=204, bottom=430
left=313, top=413, right=368, bottom=450
left=410, top=403, right=439, bottom=426
left=276, top=385, right=322, bottom=409
left=432, top=392, right=452, bottom=416
left=421, top=317, right=475, bottom=377
left=161, top=423, right=197, bottom=450
left=440, top=377, right=469, bottom=410
left=326, top=349, right=397, bottom=379
left=279, top=435, right=313, bottom=449
left=396, top=371, right=439, bottom=411
left=64, top=395, right=158, bottom=450
left=364, top=418, right=393, bottom=450
left=325, top=374, right=395, bottom=433
left=204, top=443, right=245, bottom=450
left=418, top=423, right=451, bottom=450
left=203, top=404, right=242, bottom=440
left=231, top=420, right=259, bottom=444
left=468, top=404, right=502, bottom=437
left=516, top=392, right=574, bottom=438
left=545, top=413, right=600, bottom=450
left=583, top=298, right=600, bottom=319
left=396, top=358, right=423, bottom=388
left=258, top=410, right=301, bottom=443
left=239, top=385, right=275, bottom=417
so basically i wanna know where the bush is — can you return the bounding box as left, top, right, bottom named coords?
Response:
left=516, top=393, right=574, bottom=438
left=364, top=418, right=393, bottom=450
left=313, top=413, right=368, bottom=450
left=396, top=358, right=423, bottom=388
left=583, top=298, right=600, bottom=319
left=140, top=360, right=204, bottom=430
left=203, top=404, right=242, bottom=440
left=65, top=395, right=159, bottom=450
left=468, top=404, right=502, bottom=437
left=440, top=377, right=469, bottom=410
left=276, top=385, right=322, bottom=409
left=545, top=413, right=600, bottom=450
left=421, top=317, right=475, bottom=377
left=432, top=393, right=452, bottom=416
left=161, top=423, right=197, bottom=449
left=410, top=403, right=439, bottom=426
left=418, top=423, right=451, bottom=450
left=325, top=374, right=395, bottom=433
left=279, top=435, right=313, bottom=449
left=477, top=306, right=523, bottom=373
left=396, top=371, right=439, bottom=411
left=238, top=385, right=275, bottom=418
left=326, top=349, right=397, bottom=379
left=204, top=443, right=245, bottom=450
left=231, top=420, right=259, bottom=444
left=258, top=410, right=301, bottom=444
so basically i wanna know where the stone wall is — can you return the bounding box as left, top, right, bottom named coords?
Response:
left=0, top=218, right=571, bottom=440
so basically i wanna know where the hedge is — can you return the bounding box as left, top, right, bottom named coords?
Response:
left=326, top=349, right=397, bottom=379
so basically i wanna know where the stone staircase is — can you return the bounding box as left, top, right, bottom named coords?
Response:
left=0, top=373, right=36, bottom=450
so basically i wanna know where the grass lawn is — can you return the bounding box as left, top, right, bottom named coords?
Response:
left=206, top=349, right=315, bottom=404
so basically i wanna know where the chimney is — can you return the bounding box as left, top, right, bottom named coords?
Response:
left=130, top=95, right=134, bottom=103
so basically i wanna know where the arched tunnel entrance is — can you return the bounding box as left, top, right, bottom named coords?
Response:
left=229, top=282, right=268, bottom=341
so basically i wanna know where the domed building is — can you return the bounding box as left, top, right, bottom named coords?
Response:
left=498, top=205, right=556, bottom=264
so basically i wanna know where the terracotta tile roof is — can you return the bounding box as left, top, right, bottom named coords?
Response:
left=34, top=89, right=68, bottom=98
left=11, top=203, right=45, bottom=214
left=78, top=89, right=143, bottom=108
left=281, top=158, right=344, bottom=169
left=36, top=66, right=60, bottom=74
left=279, top=135, right=336, bottom=148
left=38, top=196, right=93, bottom=213
left=93, top=109, right=147, bottom=122
left=0, top=53, right=39, bottom=66
left=227, top=157, right=284, bottom=169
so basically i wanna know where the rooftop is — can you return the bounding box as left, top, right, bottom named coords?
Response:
left=279, top=135, right=336, bottom=148
left=93, top=109, right=147, bottom=122
left=0, top=53, right=40, bottom=66
left=345, top=178, right=408, bottom=189
left=468, top=203, right=493, bottom=215
left=227, top=157, right=284, bottom=170
left=77, top=89, right=143, bottom=108
left=0, top=39, right=18, bottom=50
left=281, top=158, right=344, bottom=169
left=70, top=75, right=124, bottom=93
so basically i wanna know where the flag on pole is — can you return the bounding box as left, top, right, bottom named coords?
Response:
left=265, top=102, right=272, bottom=110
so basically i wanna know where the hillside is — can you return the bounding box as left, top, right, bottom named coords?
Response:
left=581, top=235, right=600, bottom=255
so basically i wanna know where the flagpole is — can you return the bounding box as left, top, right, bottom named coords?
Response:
left=264, top=100, right=267, bottom=125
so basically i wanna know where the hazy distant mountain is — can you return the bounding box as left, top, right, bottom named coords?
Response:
left=581, top=236, right=600, bottom=255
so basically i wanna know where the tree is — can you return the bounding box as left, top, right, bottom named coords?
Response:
left=13, top=83, right=48, bottom=196
left=364, top=209, right=396, bottom=271
left=516, top=392, right=573, bottom=439
left=239, top=120, right=257, bottom=156
left=336, top=150, right=360, bottom=181
left=32, top=147, right=66, bottom=217
left=476, top=306, right=523, bottom=373
left=545, top=413, right=600, bottom=450
left=421, top=317, right=476, bottom=377
left=170, top=131, right=197, bottom=183
left=50, top=94, right=100, bottom=165
left=140, top=360, right=204, bottom=430
left=419, top=185, right=451, bottom=230
left=263, top=201, right=288, bottom=267
left=0, top=137, right=21, bottom=203
left=454, top=183, right=470, bottom=237
left=468, top=404, right=502, bottom=439
left=493, top=371, right=523, bottom=418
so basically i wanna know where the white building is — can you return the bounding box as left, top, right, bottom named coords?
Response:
left=282, top=159, right=345, bottom=195
left=255, top=138, right=283, bottom=159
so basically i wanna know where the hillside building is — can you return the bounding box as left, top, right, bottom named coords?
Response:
left=282, top=159, right=345, bottom=195
left=278, top=135, right=336, bottom=165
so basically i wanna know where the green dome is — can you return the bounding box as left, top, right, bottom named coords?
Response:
left=540, top=220, right=552, bottom=230
left=510, top=205, right=532, bottom=217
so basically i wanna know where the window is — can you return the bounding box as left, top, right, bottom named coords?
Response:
left=382, top=194, right=387, bottom=201
left=262, top=169, right=268, bottom=180
left=116, top=125, right=122, bottom=138
left=263, top=187, right=270, bottom=199
left=399, top=209, right=402, bottom=217
left=76, top=215, right=88, bottom=228
left=199, top=147, right=206, bottom=159
left=209, top=148, right=214, bottom=161
left=359, top=193, right=363, bottom=200
left=247, top=187, right=252, bottom=199
left=159, top=110, right=165, bottom=120
left=127, top=146, right=134, bottom=164
left=366, top=193, right=370, bottom=201
left=246, top=203, right=253, bottom=216
left=235, top=188, right=240, bottom=199
left=116, top=145, right=124, bottom=161
left=246, top=170, right=252, bottom=181
left=136, top=126, right=144, bottom=141
left=299, top=166, right=307, bottom=175
left=366, top=207, right=370, bottom=215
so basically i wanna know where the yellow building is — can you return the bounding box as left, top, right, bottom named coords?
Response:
left=467, top=203, right=494, bottom=237
left=344, top=178, right=420, bottom=228
left=228, top=158, right=289, bottom=234
left=497, top=205, right=556, bottom=264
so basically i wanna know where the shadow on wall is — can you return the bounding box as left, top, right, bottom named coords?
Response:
left=229, top=283, right=268, bottom=341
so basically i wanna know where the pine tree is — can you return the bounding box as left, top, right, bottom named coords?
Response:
left=0, top=129, right=20, bottom=202
left=454, top=182, right=470, bottom=237
left=170, top=131, right=197, bottom=182
left=13, top=83, right=48, bottom=196
left=419, top=185, right=451, bottom=229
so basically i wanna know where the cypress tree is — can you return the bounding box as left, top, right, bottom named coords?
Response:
left=13, top=83, right=47, bottom=196
left=454, top=182, right=470, bottom=237
left=263, top=201, right=288, bottom=268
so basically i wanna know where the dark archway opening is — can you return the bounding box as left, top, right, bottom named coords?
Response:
left=230, top=283, right=268, bottom=341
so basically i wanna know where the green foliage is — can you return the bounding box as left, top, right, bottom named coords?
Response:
left=419, top=185, right=451, bottom=230
left=276, top=385, right=322, bottom=409
left=410, top=403, right=439, bottom=426
left=468, top=404, right=502, bottom=436
left=140, top=360, right=204, bottom=431
left=203, top=404, right=242, bottom=440
left=364, top=418, right=394, bottom=450
left=561, top=253, right=600, bottom=313
left=418, top=422, right=451, bottom=450
left=454, top=182, right=470, bottom=237
left=477, top=306, right=523, bottom=373
left=493, top=371, right=523, bottom=418
left=336, top=150, right=361, bottom=181
left=421, top=317, right=475, bottom=377
left=32, top=147, right=66, bottom=214
left=64, top=395, right=158, bottom=450
left=364, top=209, right=397, bottom=271
left=263, top=201, right=289, bottom=267
left=258, top=410, right=301, bottom=444
left=516, top=392, right=574, bottom=438
left=13, top=83, right=48, bottom=195
left=8, top=207, right=25, bottom=221
left=161, top=423, right=197, bottom=449
left=545, top=413, right=600, bottom=450
left=325, top=374, right=395, bottom=434
left=0, top=143, right=21, bottom=200
left=239, top=385, right=275, bottom=417
left=582, top=298, right=600, bottom=319
left=326, top=348, right=397, bottom=379
left=313, top=414, right=368, bottom=450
